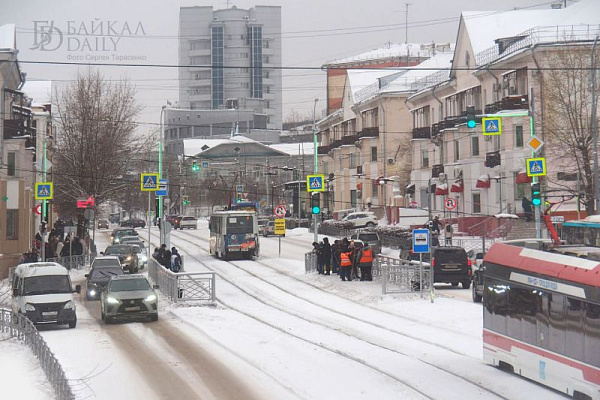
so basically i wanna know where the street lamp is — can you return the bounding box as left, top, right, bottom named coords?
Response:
left=312, top=98, right=319, bottom=243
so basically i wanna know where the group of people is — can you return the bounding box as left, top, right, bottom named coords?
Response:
left=426, top=216, right=454, bottom=246
left=20, top=228, right=92, bottom=264
left=153, top=244, right=182, bottom=272
left=313, top=237, right=374, bottom=282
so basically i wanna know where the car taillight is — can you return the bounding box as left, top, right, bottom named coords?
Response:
left=431, top=258, right=435, bottom=267
left=467, top=259, right=472, bottom=267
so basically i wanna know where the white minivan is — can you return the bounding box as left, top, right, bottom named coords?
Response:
left=11, top=262, right=80, bottom=328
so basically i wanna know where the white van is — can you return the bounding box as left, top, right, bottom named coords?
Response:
left=11, top=262, right=80, bottom=328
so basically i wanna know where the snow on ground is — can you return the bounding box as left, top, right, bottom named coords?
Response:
left=0, top=334, right=54, bottom=399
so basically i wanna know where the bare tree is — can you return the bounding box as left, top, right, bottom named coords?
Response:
left=543, top=46, right=600, bottom=213
left=53, top=69, right=153, bottom=214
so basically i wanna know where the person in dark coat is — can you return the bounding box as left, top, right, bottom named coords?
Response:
left=316, top=241, right=325, bottom=274
left=321, top=237, right=332, bottom=275
left=60, top=239, right=71, bottom=257
left=331, top=240, right=341, bottom=274
left=72, top=237, right=83, bottom=255
left=162, top=248, right=172, bottom=270
left=522, top=197, right=532, bottom=222
left=357, top=241, right=374, bottom=281
left=171, top=247, right=182, bottom=272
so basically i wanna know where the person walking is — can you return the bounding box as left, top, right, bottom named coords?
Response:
left=522, top=196, right=533, bottom=222
left=431, top=216, right=441, bottom=234
left=171, top=247, right=182, bottom=272
left=331, top=240, right=341, bottom=274
left=349, top=240, right=360, bottom=281
left=339, top=247, right=353, bottom=282
left=357, top=241, right=374, bottom=281
left=321, top=238, right=332, bottom=275
left=55, top=238, right=64, bottom=259
left=313, top=242, right=324, bottom=274
left=444, top=223, right=454, bottom=246
left=162, top=247, right=172, bottom=270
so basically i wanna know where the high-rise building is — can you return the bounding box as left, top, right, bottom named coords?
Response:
left=178, top=5, right=282, bottom=129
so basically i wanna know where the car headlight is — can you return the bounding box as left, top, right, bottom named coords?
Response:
left=64, top=301, right=75, bottom=310
left=142, top=255, right=148, bottom=262
left=25, top=303, right=35, bottom=312
left=126, top=256, right=132, bottom=261
left=106, top=296, right=120, bottom=304
left=88, top=289, right=96, bottom=296
left=144, top=294, right=157, bottom=302
left=114, top=238, right=120, bottom=243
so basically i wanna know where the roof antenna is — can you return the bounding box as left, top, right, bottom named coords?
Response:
left=405, top=3, right=411, bottom=44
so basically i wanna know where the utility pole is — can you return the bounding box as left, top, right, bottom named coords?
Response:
left=312, top=98, right=319, bottom=244
left=159, top=106, right=166, bottom=246
left=530, top=88, right=541, bottom=238
left=40, top=138, right=47, bottom=261
left=591, top=36, right=599, bottom=213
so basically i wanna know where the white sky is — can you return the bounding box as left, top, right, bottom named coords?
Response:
left=0, top=0, right=559, bottom=133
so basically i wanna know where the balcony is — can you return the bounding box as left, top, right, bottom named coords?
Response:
left=431, top=164, right=445, bottom=178
left=3, top=119, right=34, bottom=139
left=432, top=123, right=441, bottom=136
left=358, top=127, right=379, bottom=139
left=484, top=94, right=529, bottom=114
left=318, top=144, right=331, bottom=155
left=412, top=126, right=431, bottom=139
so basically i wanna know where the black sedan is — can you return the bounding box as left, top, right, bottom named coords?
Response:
left=85, top=265, right=124, bottom=300
left=120, top=219, right=146, bottom=228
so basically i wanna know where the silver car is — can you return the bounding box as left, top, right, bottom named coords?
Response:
left=100, top=275, right=159, bottom=323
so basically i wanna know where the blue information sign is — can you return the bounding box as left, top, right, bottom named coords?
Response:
left=412, top=229, right=430, bottom=253
left=157, top=179, right=168, bottom=196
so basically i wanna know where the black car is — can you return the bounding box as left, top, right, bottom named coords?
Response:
left=103, top=245, right=139, bottom=273
left=431, top=246, right=471, bottom=289
left=111, top=227, right=138, bottom=244
left=120, top=218, right=146, bottom=228
left=85, top=265, right=124, bottom=300
left=97, top=219, right=109, bottom=229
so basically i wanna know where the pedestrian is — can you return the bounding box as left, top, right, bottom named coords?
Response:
left=314, top=242, right=324, bottom=274
left=339, top=247, right=353, bottom=282
left=357, top=241, right=374, bottom=281
left=72, top=237, right=83, bottom=255
left=444, top=223, right=454, bottom=246
left=350, top=241, right=362, bottom=281
left=331, top=240, right=341, bottom=274
left=162, top=247, right=172, bottom=270
left=60, top=239, right=71, bottom=257
left=152, top=247, right=161, bottom=260
left=321, top=238, right=332, bottom=275
left=522, top=196, right=532, bottom=222
left=431, top=216, right=441, bottom=234
left=171, top=247, right=182, bottom=272
left=18, top=252, right=28, bottom=264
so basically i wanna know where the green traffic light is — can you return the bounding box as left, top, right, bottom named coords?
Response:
left=532, top=198, right=541, bottom=206
left=467, top=120, right=476, bottom=128
left=312, top=206, right=320, bottom=214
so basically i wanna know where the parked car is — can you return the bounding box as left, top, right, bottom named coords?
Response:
left=179, top=216, right=197, bottom=230
left=467, top=250, right=485, bottom=303
left=103, top=244, right=139, bottom=273
left=11, top=262, right=80, bottom=328
left=130, top=244, right=146, bottom=270
left=262, top=220, right=275, bottom=236
left=85, top=264, right=124, bottom=300
left=100, top=275, right=159, bottom=323
left=431, top=246, right=472, bottom=289
left=120, top=218, right=146, bottom=229
left=351, top=231, right=381, bottom=254
left=342, top=212, right=378, bottom=228
left=97, top=219, right=109, bottom=229
left=110, top=227, right=138, bottom=244
left=119, top=237, right=147, bottom=266
left=166, top=215, right=182, bottom=229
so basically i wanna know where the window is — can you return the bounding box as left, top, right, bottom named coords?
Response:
left=264, top=41, right=269, bottom=49
left=349, top=153, right=356, bottom=169
left=350, top=190, right=357, bottom=208
left=514, top=172, right=527, bottom=200
left=266, top=101, right=270, bottom=109
left=265, top=86, right=270, bottom=94
left=493, top=135, right=501, bottom=152
left=264, top=56, right=270, bottom=63
left=585, top=303, right=600, bottom=366
left=371, top=146, right=378, bottom=162
left=264, top=71, right=270, bottom=79
left=7, top=152, right=16, bottom=176
left=515, top=125, right=524, bottom=148
left=471, top=136, right=479, bottom=156
left=421, top=149, right=429, bottom=168
left=454, top=140, right=460, bottom=161
left=372, top=181, right=378, bottom=198
left=6, top=209, right=18, bottom=240
left=472, top=192, right=481, bottom=213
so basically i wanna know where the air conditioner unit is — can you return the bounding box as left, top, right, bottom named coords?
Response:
left=387, top=158, right=395, bottom=165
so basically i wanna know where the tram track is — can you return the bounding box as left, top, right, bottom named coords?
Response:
left=161, top=228, right=510, bottom=400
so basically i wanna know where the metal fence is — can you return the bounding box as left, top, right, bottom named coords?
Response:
left=304, top=251, right=318, bottom=273
left=47, top=254, right=94, bottom=270
left=147, top=258, right=216, bottom=303
left=0, top=308, right=74, bottom=400
left=376, top=255, right=432, bottom=296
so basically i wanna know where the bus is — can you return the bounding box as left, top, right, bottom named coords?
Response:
left=208, top=211, right=259, bottom=260
left=482, top=242, right=600, bottom=399
left=562, top=218, right=600, bottom=247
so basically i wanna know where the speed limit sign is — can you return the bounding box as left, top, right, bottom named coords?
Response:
left=444, top=197, right=457, bottom=210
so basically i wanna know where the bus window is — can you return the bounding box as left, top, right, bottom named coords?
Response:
left=566, top=297, right=585, bottom=361
left=584, top=303, right=600, bottom=367
left=520, top=288, right=538, bottom=346
left=548, top=293, right=566, bottom=355
left=507, top=286, right=523, bottom=341
left=227, top=216, right=253, bottom=234
left=537, top=292, right=550, bottom=349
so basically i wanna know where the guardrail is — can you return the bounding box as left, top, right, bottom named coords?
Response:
left=304, top=251, right=317, bottom=273
left=47, top=254, right=94, bottom=270
left=148, top=257, right=216, bottom=303
left=0, top=308, right=74, bottom=400
left=376, top=255, right=432, bottom=297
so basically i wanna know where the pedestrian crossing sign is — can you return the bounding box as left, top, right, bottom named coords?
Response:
left=526, top=157, right=547, bottom=177
left=306, top=174, right=325, bottom=192
left=140, top=173, right=159, bottom=191
left=482, top=117, right=502, bottom=135
left=35, top=182, right=53, bottom=200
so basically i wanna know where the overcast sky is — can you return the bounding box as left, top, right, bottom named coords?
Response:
left=1, top=0, right=562, bottom=132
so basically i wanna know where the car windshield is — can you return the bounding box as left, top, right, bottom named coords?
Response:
left=227, top=216, right=254, bottom=234
left=116, top=229, right=136, bottom=237
left=131, top=245, right=142, bottom=253
left=359, top=233, right=379, bottom=242
left=109, top=278, right=151, bottom=292
left=92, top=259, right=120, bottom=268
left=105, top=246, right=131, bottom=255
left=90, top=267, right=123, bottom=280
left=436, top=249, right=467, bottom=263
left=23, top=275, right=71, bottom=296
left=183, top=217, right=195, bottom=221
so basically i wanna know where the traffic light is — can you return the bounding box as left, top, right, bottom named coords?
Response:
left=236, top=193, right=242, bottom=203
left=192, top=161, right=199, bottom=172
left=311, top=193, right=320, bottom=214
left=466, top=105, right=476, bottom=129
left=183, top=196, right=190, bottom=205
left=531, top=182, right=541, bottom=206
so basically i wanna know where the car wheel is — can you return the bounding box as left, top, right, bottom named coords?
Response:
left=472, top=284, right=482, bottom=303
left=462, top=280, right=471, bottom=290
left=150, top=314, right=158, bottom=322
left=366, top=222, right=375, bottom=227
left=68, top=318, right=77, bottom=329
left=105, top=316, right=113, bottom=324
left=451, top=282, right=459, bottom=287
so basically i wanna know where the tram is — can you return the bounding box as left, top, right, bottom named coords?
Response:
left=562, top=218, right=600, bottom=247
left=482, top=242, right=600, bottom=399
left=208, top=210, right=259, bottom=260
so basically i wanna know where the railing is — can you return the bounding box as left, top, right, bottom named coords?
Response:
left=0, top=308, right=74, bottom=400
left=47, top=254, right=94, bottom=270
left=412, top=126, right=431, bottom=139
left=304, top=251, right=317, bottom=273
left=375, top=255, right=432, bottom=296
left=147, top=257, right=216, bottom=303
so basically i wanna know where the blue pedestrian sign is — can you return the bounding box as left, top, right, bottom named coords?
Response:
left=306, top=174, right=325, bottom=192
left=140, top=173, right=159, bottom=191
left=482, top=117, right=502, bottom=135
left=35, top=182, right=53, bottom=200
left=201, top=161, right=209, bottom=169
left=526, top=157, right=547, bottom=177
left=412, top=229, right=430, bottom=253
left=157, top=179, right=168, bottom=196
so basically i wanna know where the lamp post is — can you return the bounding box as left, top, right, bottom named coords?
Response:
left=312, top=98, right=319, bottom=243
left=158, top=105, right=166, bottom=247
left=591, top=36, right=599, bottom=213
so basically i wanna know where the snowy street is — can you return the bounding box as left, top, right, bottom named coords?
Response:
left=24, top=222, right=565, bottom=399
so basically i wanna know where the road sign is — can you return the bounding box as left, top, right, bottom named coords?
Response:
left=526, top=157, right=547, bottom=177
left=306, top=174, right=325, bottom=192
left=157, top=179, right=168, bottom=196
left=274, top=219, right=286, bottom=235
left=412, top=229, right=430, bottom=253
left=141, top=173, right=159, bottom=191
left=444, top=197, right=457, bottom=210
left=33, top=204, right=42, bottom=215
left=84, top=209, right=95, bottom=220
left=236, top=184, right=244, bottom=193
left=34, top=158, right=52, bottom=171
left=35, top=182, right=53, bottom=200
left=526, top=135, right=544, bottom=153
left=274, top=204, right=287, bottom=217
left=201, top=161, right=209, bottom=169
left=482, top=117, right=502, bottom=135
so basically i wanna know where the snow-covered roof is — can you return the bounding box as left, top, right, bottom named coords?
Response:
left=346, top=69, right=398, bottom=103
left=269, top=142, right=315, bottom=156
left=0, top=24, right=16, bottom=52
left=325, top=43, right=445, bottom=66
left=22, top=81, right=53, bottom=106
left=382, top=52, right=454, bottom=94
left=183, top=135, right=255, bottom=157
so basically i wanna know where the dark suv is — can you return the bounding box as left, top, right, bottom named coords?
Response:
left=103, top=245, right=139, bottom=273
left=431, top=246, right=472, bottom=289
left=120, top=218, right=146, bottom=228
left=85, top=265, right=124, bottom=300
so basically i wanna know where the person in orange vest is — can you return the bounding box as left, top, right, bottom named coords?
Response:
left=357, top=241, right=374, bottom=281
left=339, top=248, right=353, bottom=282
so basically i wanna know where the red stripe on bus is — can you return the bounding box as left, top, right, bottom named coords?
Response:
left=483, top=329, right=600, bottom=385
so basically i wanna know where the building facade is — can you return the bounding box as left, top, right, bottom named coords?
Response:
left=178, top=5, right=282, bottom=130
